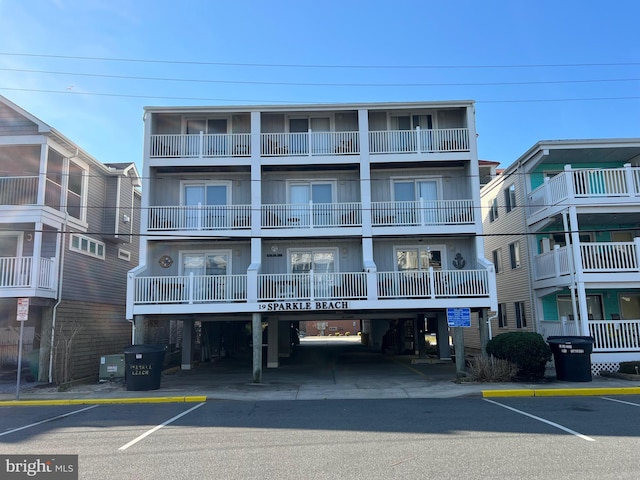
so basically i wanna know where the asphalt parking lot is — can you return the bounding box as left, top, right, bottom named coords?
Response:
left=2, top=395, right=640, bottom=479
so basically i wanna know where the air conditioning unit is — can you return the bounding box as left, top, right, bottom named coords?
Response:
left=99, top=354, right=125, bottom=382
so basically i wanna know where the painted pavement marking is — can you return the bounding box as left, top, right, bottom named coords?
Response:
left=483, top=398, right=595, bottom=442
left=0, top=405, right=100, bottom=437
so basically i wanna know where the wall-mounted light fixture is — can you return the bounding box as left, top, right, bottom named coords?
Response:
left=123, top=214, right=130, bottom=223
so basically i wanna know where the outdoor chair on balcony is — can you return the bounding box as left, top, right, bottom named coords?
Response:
left=335, top=139, right=354, bottom=153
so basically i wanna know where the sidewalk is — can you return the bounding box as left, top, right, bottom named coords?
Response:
left=2, top=338, right=639, bottom=405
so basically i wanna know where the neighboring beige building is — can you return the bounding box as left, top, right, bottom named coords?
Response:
left=480, top=139, right=640, bottom=374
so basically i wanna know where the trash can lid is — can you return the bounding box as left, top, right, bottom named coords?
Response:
left=547, top=336, right=594, bottom=345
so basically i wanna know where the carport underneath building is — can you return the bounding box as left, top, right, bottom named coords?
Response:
left=135, top=310, right=457, bottom=383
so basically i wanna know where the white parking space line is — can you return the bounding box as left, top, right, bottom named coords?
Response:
left=483, top=399, right=595, bottom=442
left=0, top=405, right=100, bottom=437
left=118, top=402, right=205, bottom=451
left=601, top=397, right=640, bottom=407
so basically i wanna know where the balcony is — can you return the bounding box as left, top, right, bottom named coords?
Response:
left=150, top=133, right=252, bottom=158
left=0, top=176, right=38, bottom=205
left=0, top=257, right=56, bottom=289
left=261, top=132, right=359, bottom=156
left=527, top=165, right=640, bottom=219
left=533, top=241, right=640, bottom=281
left=147, top=200, right=476, bottom=232
left=148, top=205, right=252, bottom=231
left=369, top=127, right=469, bottom=154
left=540, top=319, right=640, bottom=353
left=148, top=128, right=470, bottom=159
left=261, top=203, right=362, bottom=229
left=130, top=268, right=491, bottom=305
left=371, top=199, right=474, bottom=226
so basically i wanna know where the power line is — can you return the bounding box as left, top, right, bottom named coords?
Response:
left=2, top=86, right=639, bottom=105
left=3, top=67, right=639, bottom=88
left=1, top=52, right=639, bottom=70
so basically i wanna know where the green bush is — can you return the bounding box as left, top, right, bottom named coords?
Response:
left=486, top=332, right=551, bottom=379
left=618, top=361, right=640, bottom=375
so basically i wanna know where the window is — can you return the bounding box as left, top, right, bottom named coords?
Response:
left=515, top=301, right=527, bottom=328
left=182, top=181, right=231, bottom=229
left=66, top=161, right=85, bottom=219
left=118, top=249, right=131, bottom=261
left=395, top=246, right=443, bottom=271
left=498, top=303, right=507, bottom=328
left=393, top=178, right=440, bottom=224
left=492, top=248, right=502, bottom=274
left=509, top=241, right=521, bottom=269
left=489, top=198, right=499, bottom=222
left=70, top=234, right=105, bottom=260
left=289, top=248, right=338, bottom=298
left=288, top=180, right=335, bottom=226
left=504, top=184, right=516, bottom=213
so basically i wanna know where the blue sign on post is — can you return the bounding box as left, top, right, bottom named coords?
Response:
left=447, top=308, right=471, bottom=327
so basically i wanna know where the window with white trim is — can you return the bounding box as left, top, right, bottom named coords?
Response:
left=509, top=241, right=521, bottom=269
left=515, top=301, right=527, bottom=328
left=70, top=234, right=105, bottom=260
left=498, top=303, right=508, bottom=328
left=492, top=248, right=502, bottom=274
left=504, top=184, right=516, bottom=213
left=489, top=198, right=499, bottom=222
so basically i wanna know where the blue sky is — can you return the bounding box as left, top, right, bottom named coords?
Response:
left=0, top=0, right=638, bottom=171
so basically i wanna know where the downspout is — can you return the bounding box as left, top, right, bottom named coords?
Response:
left=486, top=311, right=497, bottom=340
left=562, top=209, right=579, bottom=331
left=49, top=212, right=69, bottom=383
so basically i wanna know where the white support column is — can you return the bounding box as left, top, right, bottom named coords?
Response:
left=623, top=163, right=635, bottom=197
left=250, top=111, right=262, bottom=237
left=37, top=141, right=48, bottom=206
left=181, top=319, right=193, bottom=370
left=252, top=313, right=262, bottom=383
left=267, top=318, right=279, bottom=368
left=569, top=207, right=589, bottom=336
left=31, top=222, right=43, bottom=288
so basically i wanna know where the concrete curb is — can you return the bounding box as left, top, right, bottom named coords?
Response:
left=0, top=396, right=208, bottom=407
left=482, top=387, right=640, bottom=398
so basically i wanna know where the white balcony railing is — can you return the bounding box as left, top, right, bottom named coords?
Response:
left=590, top=319, right=640, bottom=351
left=528, top=165, right=640, bottom=216
left=0, top=176, right=39, bottom=205
left=259, top=272, right=367, bottom=301
left=0, top=257, right=55, bottom=289
left=150, top=133, right=251, bottom=158
left=135, top=274, right=247, bottom=304
left=533, top=241, right=640, bottom=280
left=261, top=131, right=359, bottom=156
left=148, top=205, right=252, bottom=231
left=261, top=202, right=362, bottom=228
left=378, top=269, right=489, bottom=298
left=371, top=199, right=474, bottom=226
left=540, top=319, right=640, bottom=352
left=149, top=128, right=469, bottom=158
left=369, top=127, right=469, bottom=154
left=132, top=268, right=491, bottom=305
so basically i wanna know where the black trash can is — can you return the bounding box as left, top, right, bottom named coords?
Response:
left=547, top=336, right=594, bottom=382
left=124, top=344, right=166, bottom=391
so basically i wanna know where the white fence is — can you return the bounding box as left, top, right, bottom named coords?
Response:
left=150, top=133, right=251, bottom=158
left=0, top=257, right=55, bottom=289
left=540, top=319, right=640, bottom=352
left=135, top=274, right=247, bottom=304
left=368, top=128, right=469, bottom=154
left=261, top=202, right=362, bottom=228
left=261, top=131, right=359, bottom=156
left=371, top=199, right=474, bottom=226
left=148, top=205, right=252, bottom=230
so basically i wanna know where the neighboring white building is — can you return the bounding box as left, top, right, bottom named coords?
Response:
left=0, top=95, right=141, bottom=383
left=126, top=101, right=497, bottom=378
left=481, top=139, right=640, bottom=374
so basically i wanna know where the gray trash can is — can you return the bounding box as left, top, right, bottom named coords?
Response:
left=547, top=336, right=594, bottom=382
left=124, top=344, right=166, bottom=391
